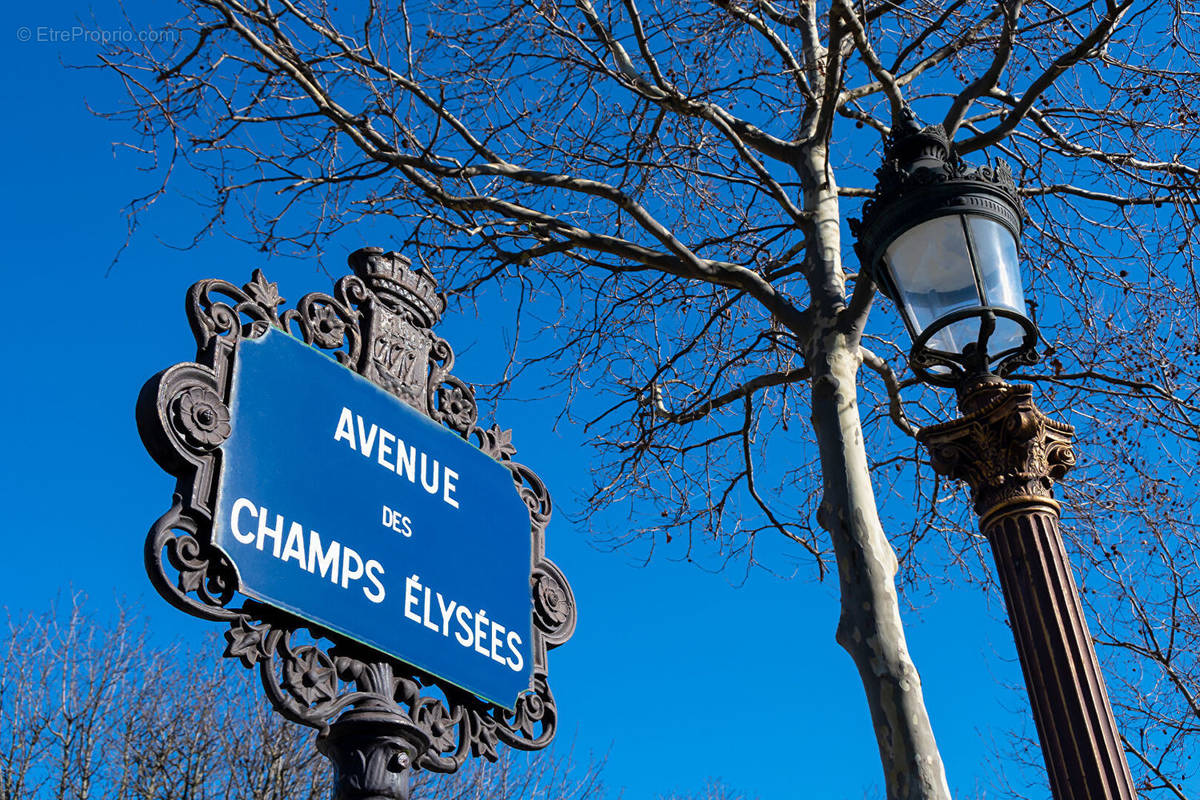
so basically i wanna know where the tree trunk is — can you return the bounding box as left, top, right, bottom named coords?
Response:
left=800, top=146, right=951, bottom=800
left=809, top=340, right=950, bottom=800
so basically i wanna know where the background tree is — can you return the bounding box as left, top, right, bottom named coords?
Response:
left=0, top=598, right=614, bottom=800
left=96, top=1, right=1200, bottom=798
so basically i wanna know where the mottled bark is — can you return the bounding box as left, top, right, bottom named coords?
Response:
left=809, top=341, right=950, bottom=800
left=799, top=148, right=950, bottom=800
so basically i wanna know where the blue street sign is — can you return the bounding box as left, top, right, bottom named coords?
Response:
left=212, top=329, right=534, bottom=710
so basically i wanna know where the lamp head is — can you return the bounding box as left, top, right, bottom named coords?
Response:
left=850, top=109, right=1038, bottom=387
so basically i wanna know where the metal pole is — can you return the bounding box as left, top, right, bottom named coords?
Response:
left=318, top=664, right=430, bottom=800
left=918, top=377, right=1137, bottom=799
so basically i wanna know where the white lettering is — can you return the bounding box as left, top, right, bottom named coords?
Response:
left=231, top=498, right=257, bottom=544
left=404, top=575, right=422, bottom=623
left=420, top=454, right=439, bottom=495
left=227, top=497, right=387, bottom=604
left=437, top=593, right=457, bottom=636
left=227, top=494, right=527, bottom=675
left=340, top=546, right=364, bottom=589
left=333, top=407, right=356, bottom=449
left=443, top=469, right=459, bottom=509
left=377, top=429, right=394, bottom=470
left=381, top=504, right=415, bottom=537
left=257, top=510, right=284, bottom=558
left=356, top=415, right=378, bottom=459
left=281, top=521, right=306, bottom=567
left=422, top=587, right=439, bottom=632
left=308, top=531, right=339, bottom=583
left=454, top=605, right=473, bottom=647
left=332, top=408, right=463, bottom=511
left=490, top=621, right=506, bottom=665
left=506, top=631, right=524, bottom=673
left=363, top=560, right=386, bottom=603
left=395, top=440, right=417, bottom=482
left=473, top=609, right=490, bottom=657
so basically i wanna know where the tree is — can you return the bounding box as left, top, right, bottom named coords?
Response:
left=97, top=1, right=1200, bottom=797
left=660, top=779, right=758, bottom=800
left=0, top=598, right=609, bottom=800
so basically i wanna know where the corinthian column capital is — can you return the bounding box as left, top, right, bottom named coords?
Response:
left=918, top=381, right=1076, bottom=528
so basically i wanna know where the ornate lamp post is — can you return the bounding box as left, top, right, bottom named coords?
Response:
left=851, top=111, right=1138, bottom=799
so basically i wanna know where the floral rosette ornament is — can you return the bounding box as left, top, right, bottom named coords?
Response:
left=171, top=386, right=232, bottom=451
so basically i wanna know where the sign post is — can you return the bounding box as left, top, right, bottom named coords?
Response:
left=137, top=248, right=576, bottom=799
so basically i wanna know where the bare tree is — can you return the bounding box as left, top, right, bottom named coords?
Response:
left=659, top=778, right=757, bottom=800
left=96, top=1, right=1200, bottom=797
left=0, top=599, right=608, bottom=800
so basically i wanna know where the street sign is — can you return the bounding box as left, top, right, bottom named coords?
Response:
left=136, top=250, right=575, bottom=788
left=215, top=329, right=533, bottom=709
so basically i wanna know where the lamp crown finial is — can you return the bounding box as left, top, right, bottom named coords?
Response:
left=885, top=110, right=951, bottom=171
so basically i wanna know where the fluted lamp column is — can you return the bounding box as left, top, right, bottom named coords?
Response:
left=919, top=378, right=1134, bottom=798
left=850, top=107, right=1137, bottom=798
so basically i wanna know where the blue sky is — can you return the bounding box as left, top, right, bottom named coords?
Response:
left=0, top=5, right=1045, bottom=798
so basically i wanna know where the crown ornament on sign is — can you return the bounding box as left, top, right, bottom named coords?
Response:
left=349, top=246, right=446, bottom=328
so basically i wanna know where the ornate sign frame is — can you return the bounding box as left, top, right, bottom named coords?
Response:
left=136, top=247, right=576, bottom=798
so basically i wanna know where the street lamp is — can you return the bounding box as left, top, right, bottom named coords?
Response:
left=851, top=111, right=1037, bottom=388
left=852, top=110, right=1139, bottom=800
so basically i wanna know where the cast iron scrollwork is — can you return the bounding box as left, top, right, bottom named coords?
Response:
left=137, top=248, right=575, bottom=789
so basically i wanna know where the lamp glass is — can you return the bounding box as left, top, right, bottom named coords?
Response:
left=968, top=216, right=1027, bottom=355
left=884, top=215, right=981, bottom=353
left=884, top=213, right=1028, bottom=359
